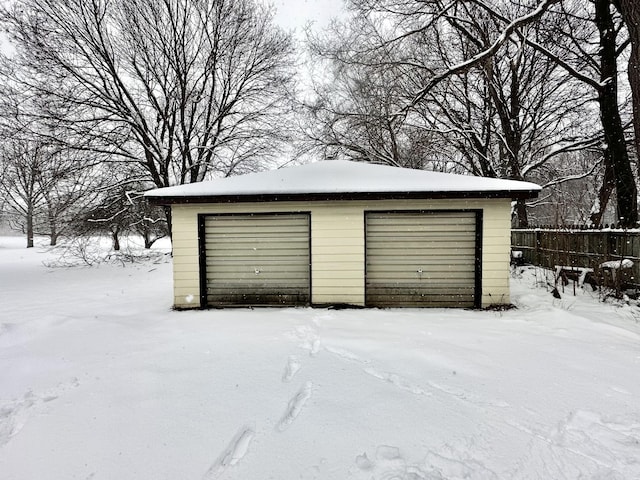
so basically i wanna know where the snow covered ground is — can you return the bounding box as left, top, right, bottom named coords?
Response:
left=1, top=235, right=639, bottom=479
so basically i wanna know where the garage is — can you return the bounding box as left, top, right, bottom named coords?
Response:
left=365, top=211, right=480, bottom=308
left=201, top=213, right=311, bottom=306
left=145, top=160, right=540, bottom=309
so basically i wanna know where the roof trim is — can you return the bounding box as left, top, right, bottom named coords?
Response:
left=147, top=189, right=539, bottom=205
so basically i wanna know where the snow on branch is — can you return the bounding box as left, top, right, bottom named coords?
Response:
left=469, top=0, right=602, bottom=90
left=523, top=136, right=604, bottom=176
left=400, top=0, right=561, bottom=114
left=538, top=159, right=602, bottom=190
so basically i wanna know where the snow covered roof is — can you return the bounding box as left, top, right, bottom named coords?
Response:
left=145, top=160, right=541, bottom=204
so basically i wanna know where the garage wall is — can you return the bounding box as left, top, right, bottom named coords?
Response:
left=170, top=198, right=511, bottom=309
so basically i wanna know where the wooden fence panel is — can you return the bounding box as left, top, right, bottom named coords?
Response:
left=511, top=229, right=640, bottom=285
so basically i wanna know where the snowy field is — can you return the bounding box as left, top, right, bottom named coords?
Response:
left=1, top=236, right=639, bottom=480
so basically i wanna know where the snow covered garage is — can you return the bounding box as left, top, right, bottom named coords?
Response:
left=145, top=161, right=540, bottom=309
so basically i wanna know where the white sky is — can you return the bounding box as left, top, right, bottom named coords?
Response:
left=270, top=0, right=346, bottom=35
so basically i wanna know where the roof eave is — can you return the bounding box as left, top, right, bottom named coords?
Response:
left=146, top=189, right=540, bottom=206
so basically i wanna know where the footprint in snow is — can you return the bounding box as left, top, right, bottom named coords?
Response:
left=277, top=382, right=313, bottom=432
left=310, top=339, right=321, bottom=357
left=282, top=355, right=301, bottom=383
left=354, top=446, right=430, bottom=479
left=203, top=426, right=255, bottom=480
left=0, top=392, right=38, bottom=447
left=289, top=325, right=321, bottom=356
left=0, top=378, right=80, bottom=446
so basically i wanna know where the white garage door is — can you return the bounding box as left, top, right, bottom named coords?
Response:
left=203, top=213, right=311, bottom=306
left=366, top=211, right=479, bottom=307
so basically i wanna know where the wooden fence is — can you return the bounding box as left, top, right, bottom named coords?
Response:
left=511, top=228, right=640, bottom=286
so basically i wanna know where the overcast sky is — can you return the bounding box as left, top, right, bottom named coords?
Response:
left=271, top=0, right=346, bottom=35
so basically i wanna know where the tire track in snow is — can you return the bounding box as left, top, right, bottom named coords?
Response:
left=203, top=426, right=255, bottom=479
left=277, top=382, right=313, bottom=432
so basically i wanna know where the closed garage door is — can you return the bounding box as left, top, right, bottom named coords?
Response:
left=202, top=213, right=310, bottom=306
left=366, top=211, right=480, bottom=308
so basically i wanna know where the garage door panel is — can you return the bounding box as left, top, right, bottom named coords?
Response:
left=204, top=218, right=308, bottom=228
left=367, top=246, right=476, bottom=256
left=204, top=232, right=309, bottom=241
left=366, top=255, right=475, bottom=264
left=206, top=248, right=309, bottom=258
left=365, top=223, right=475, bottom=232
left=371, top=296, right=475, bottom=308
left=366, top=215, right=475, bottom=224
left=366, top=253, right=475, bottom=262
left=366, top=211, right=478, bottom=308
left=207, top=283, right=309, bottom=292
left=366, top=271, right=476, bottom=281
left=367, top=286, right=476, bottom=295
left=203, top=214, right=310, bottom=306
left=204, top=271, right=310, bottom=281
left=205, top=263, right=309, bottom=272
left=207, top=292, right=309, bottom=305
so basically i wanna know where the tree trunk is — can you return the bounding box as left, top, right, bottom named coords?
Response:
left=514, top=199, right=529, bottom=228
left=163, top=205, right=172, bottom=240
left=26, top=201, right=34, bottom=248
left=48, top=209, right=58, bottom=246
left=143, top=232, right=155, bottom=249
left=614, top=0, right=640, bottom=176
left=595, top=0, right=638, bottom=227
left=590, top=157, right=615, bottom=226
left=111, top=227, right=120, bottom=251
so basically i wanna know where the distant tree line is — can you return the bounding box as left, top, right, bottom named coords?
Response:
left=0, top=0, right=639, bottom=248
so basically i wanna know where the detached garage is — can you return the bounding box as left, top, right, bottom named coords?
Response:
left=145, top=160, right=540, bottom=309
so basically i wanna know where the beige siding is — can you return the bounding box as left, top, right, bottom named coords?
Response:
left=170, top=198, right=512, bottom=309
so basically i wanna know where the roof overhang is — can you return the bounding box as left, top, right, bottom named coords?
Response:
left=147, top=189, right=539, bottom=206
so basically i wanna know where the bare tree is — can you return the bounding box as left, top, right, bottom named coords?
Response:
left=422, top=1, right=599, bottom=226
left=613, top=0, right=640, bottom=178
left=0, top=138, right=44, bottom=247
left=305, top=18, right=444, bottom=168
left=79, top=179, right=168, bottom=251
left=306, top=0, right=597, bottom=226
left=0, top=131, right=104, bottom=247
left=520, top=0, right=637, bottom=226
left=1, top=0, right=296, bottom=231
